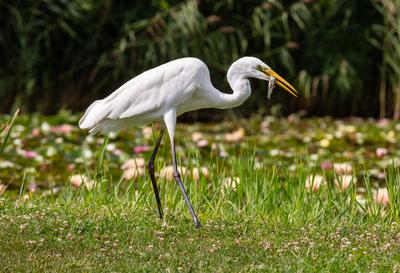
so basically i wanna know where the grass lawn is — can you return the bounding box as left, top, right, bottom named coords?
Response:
left=1, top=113, right=400, bottom=271
left=1, top=196, right=400, bottom=272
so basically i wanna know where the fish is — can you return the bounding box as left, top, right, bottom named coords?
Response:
left=267, top=76, right=275, bottom=99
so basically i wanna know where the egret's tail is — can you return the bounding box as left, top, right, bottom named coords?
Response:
left=79, top=100, right=111, bottom=134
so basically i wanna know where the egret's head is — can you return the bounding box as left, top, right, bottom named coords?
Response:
left=230, top=56, right=298, bottom=97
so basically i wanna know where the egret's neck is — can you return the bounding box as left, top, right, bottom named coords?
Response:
left=215, top=64, right=251, bottom=109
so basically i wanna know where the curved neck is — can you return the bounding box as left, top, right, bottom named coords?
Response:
left=215, top=63, right=251, bottom=109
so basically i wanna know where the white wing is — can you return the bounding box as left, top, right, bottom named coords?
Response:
left=79, top=58, right=206, bottom=133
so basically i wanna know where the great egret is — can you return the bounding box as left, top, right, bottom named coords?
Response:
left=79, top=57, right=298, bottom=228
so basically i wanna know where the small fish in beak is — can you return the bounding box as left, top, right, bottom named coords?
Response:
left=268, top=77, right=275, bottom=100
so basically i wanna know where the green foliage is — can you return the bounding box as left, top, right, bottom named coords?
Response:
left=370, top=0, right=400, bottom=118
left=0, top=0, right=392, bottom=117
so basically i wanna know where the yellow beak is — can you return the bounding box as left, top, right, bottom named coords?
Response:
left=263, top=68, right=299, bottom=97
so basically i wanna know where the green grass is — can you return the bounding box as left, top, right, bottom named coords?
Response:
left=1, top=160, right=400, bottom=272
left=1, top=193, right=400, bottom=272
left=1, top=114, right=400, bottom=271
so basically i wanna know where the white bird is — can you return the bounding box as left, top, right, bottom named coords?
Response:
left=79, top=57, right=298, bottom=228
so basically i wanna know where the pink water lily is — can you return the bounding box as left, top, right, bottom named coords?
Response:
left=192, top=167, right=210, bottom=181
left=31, top=128, right=40, bottom=137
left=376, top=148, right=388, bottom=158
left=373, top=188, right=389, bottom=205
left=333, top=162, right=353, bottom=175
left=51, top=124, right=74, bottom=134
left=122, top=158, right=145, bottom=169
left=70, top=174, right=94, bottom=189
left=133, top=145, right=150, bottom=153
left=334, top=175, right=355, bottom=191
left=122, top=158, right=146, bottom=180
left=123, top=168, right=145, bottom=180
left=196, top=139, right=209, bottom=147
left=224, top=128, right=245, bottom=142
left=320, top=162, right=332, bottom=170
left=29, top=183, right=38, bottom=193
left=305, top=175, right=325, bottom=192
left=22, top=150, right=39, bottom=159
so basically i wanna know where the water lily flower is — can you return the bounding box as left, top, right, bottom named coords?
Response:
left=106, top=143, right=116, bottom=152
left=373, top=188, right=389, bottom=205
left=29, top=183, right=38, bottom=193
left=254, top=161, right=264, bottom=170
left=46, top=146, right=57, bottom=157
left=70, top=174, right=94, bottom=189
left=13, top=138, right=22, bottom=146
left=320, top=162, right=332, bottom=170
left=196, top=139, right=208, bottom=147
left=270, top=149, right=280, bottom=157
left=108, top=131, right=118, bottom=139
left=192, top=167, right=209, bottom=181
left=85, top=135, right=94, bottom=144
left=160, top=165, right=188, bottom=181
left=134, top=145, right=150, bottom=153
left=319, top=138, right=330, bottom=148
left=260, top=121, right=269, bottom=134
left=191, top=132, right=203, bottom=142
left=112, top=148, right=124, bottom=156
left=82, top=148, right=93, bottom=159
left=385, top=131, right=396, bottom=144
left=121, top=158, right=146, bottom=180
left=377, top=118, right=390, bottom=127
left=0, top=160, right=15, bottom=168
left=142, top=127, right=153, bottom=140
left=70, top=175, right=84, bottom=188
left=221, top=176, right=240, bottom=193
left=122, top=158, right=145, bottom=169
left=305, top=175, right=325, bottom=192
left=67, top=164, right=75, bottom=172
left=333, top=162, right=353, bottom=175
left=41, top=122, right=51, bottom=133
left=31, top=128, right=40, bottom=137
left=303, top=136, right=311, bottom=143
left=369, top=169, right=385, bottom=180
left=123, top=168, right=145, bottom=180
left=224, top=128, right=245, bottom=142
left=376, top=148, right=388, bottom=158
left=334, top=175, right=356, bottom=191
left=21, top=150, right=39, bottom=159
left=51, top=124, right=74, bottom=134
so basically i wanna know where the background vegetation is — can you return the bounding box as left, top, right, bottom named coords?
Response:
left=0, top=0, right=399, bottom=118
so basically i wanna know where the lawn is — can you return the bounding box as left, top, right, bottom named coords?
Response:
left=1, top=112, right=400, bottom=272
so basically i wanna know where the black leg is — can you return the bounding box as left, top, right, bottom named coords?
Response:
left=170, top=139, right=201, bottom=228
left=148, top=128, right=165, bottom=219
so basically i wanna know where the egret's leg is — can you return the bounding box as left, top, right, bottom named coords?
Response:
left=170, top=139, right=201, bottom=228
left=163, top=109, right=201, bottom=228
left=148, top=128, right=165, bottom=219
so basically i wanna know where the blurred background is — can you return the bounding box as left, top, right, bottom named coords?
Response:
left=1, top=0, right=400, bottom=119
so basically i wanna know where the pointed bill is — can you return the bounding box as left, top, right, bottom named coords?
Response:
left=264, top=68, right=299, bottom=97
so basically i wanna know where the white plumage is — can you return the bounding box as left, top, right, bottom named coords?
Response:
left=79, top=56, right=298, bottom=228
left=80, top=58, right=210, bottom=134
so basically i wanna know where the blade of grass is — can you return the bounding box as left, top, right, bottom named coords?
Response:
left=0, top=108, right=20, bottom=154
left=95, top=136, right=109, bottom=180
